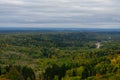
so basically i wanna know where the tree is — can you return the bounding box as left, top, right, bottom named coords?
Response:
left=22, top=66, right=35, bottom=80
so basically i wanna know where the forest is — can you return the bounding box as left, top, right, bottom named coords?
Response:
left=0, top=31, right=120, bottom=80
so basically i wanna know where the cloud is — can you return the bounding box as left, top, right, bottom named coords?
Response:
left=0, top=0, right=120, bottom=28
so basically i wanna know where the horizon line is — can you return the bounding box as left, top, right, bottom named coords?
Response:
left=0, top=27, right=120, bottom=29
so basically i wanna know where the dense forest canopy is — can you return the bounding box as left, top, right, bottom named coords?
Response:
left=0, top=31, right=120, bottom=80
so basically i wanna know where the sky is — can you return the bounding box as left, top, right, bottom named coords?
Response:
left=0, top=0, right=120, bottom=28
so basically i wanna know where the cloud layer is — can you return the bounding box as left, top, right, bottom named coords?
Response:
left=0, top=0, right=120, bottom=28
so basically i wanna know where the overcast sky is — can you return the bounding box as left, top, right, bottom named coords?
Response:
left=0, top=0, right=120, bottom=28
